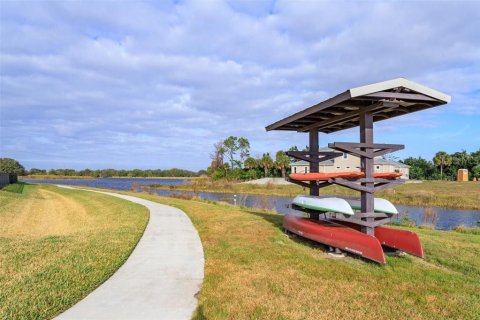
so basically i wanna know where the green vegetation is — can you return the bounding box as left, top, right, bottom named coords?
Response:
left=207, top=136, right=291, bottom=180
left=0, top=184, right=149, bottom=319
left=0, top=158, right=26, bottom=175
left=26, top=168, right=202, bottom=178
left=145, top=178, right=480, bottom=210
left=121, top=191, right=480, bottom=319
left=404, top=149, right=480, bottom=180
left=1, top=182, right=27, bottom=193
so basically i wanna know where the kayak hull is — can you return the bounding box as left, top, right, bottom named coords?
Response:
left=333, top=221, right=424, bottom=258
left=344, top=197, right=399, bottom=215
left=283, top=215, right=386, bottom=264
left=292, top=195, right=354, bottom=216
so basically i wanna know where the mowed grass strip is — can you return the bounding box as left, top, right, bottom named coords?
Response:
left=124, top=192, right=479, bottom=320
left=0, top=184, right=149, bottom=319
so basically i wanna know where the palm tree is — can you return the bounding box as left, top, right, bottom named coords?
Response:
left=260, top=153, right=274, bottom=177
left=433, top=151, right=452, bottom=179
left=275, top=151, right=290, bottom=178
left=244, top=157, right=258, bottom=170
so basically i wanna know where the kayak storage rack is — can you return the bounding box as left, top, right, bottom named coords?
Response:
left=266, top=78, right=451, bottom=263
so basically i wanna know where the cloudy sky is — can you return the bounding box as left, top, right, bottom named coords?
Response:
left=1, top=0, right=479, bottom=170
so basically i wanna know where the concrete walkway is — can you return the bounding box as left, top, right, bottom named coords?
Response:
left=55, top=186, right=204, bottom=320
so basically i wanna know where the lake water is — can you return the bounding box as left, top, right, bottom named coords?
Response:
left=21, top=177, right=191, bottom=190
left=21, top=178, right=480, bottom=230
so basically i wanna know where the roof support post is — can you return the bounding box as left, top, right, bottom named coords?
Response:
left=309, top=129, right=319, bottom=196
left=360, top=112, right=375, bottom=235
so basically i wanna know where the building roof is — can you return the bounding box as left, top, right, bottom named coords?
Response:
left=266, top=78, right=451, bottom=133
left=373, top=158, right=410, bottom=168
left=291, top=156, right=410, bottom=168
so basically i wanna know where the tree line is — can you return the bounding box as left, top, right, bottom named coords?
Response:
left=402, top=150, right=480, bottom=180
left=0, top=158, right=202, bottom=177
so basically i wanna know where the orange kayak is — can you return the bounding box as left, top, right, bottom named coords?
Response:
left=290, top=172, right=402, bottom=181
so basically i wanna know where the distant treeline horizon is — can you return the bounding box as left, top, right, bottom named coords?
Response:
left=25, top=168, right=205, bottom=178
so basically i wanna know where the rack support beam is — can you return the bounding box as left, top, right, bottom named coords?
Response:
left=360, top=112, right=375, bottom=235
left=309, top=129, right=319, bottom=196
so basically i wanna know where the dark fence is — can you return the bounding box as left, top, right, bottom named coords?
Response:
left=0, top=173, right=10, bottom=188
left=9, top=174, right=18, bottom=183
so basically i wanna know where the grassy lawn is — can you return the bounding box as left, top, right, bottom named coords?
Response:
left=123, top=191, right=479, bottom=320
left=0, top=184, right=149, bottom=319
left=148, top=180, right=480, bottom=210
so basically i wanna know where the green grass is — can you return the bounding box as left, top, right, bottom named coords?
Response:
left=146, top=179, right=480, bottom=210
left=119, top=191, right=480, bottom=320
left=1, top=182, right=27, bottom=194
left=0, top=184, right=149, bottom=319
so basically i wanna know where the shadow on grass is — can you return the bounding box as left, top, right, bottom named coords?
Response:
left=244, top=209, right=386, bottom=266
left=244, top=209, right=333, bottom=252
left=1, top=182, right=31, bottom=194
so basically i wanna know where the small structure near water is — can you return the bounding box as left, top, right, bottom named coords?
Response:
left=457, top=169, right=469, bottom=182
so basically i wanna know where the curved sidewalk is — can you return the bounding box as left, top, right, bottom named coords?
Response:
left=56, top=186, right=204, bottom=320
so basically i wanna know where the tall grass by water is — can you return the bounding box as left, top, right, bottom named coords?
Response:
left=147, top=178, right=480, bottom=210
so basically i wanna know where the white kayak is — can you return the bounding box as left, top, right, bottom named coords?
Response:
left=344, top=197, right=398, bottom=215
left=292, top=195, right=354, bottom=216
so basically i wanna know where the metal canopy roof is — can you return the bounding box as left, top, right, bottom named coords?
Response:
left=265, top=78, right=451, bottom=133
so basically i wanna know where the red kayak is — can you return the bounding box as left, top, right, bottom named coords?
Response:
left=290, top=171, right=402, bottom=181
left=332, top=221, right=424, bottom=258
left=284, top=215, right=386, bottom=264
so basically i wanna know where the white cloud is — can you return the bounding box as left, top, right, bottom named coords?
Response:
left=1, top=0, right=479, bottom=170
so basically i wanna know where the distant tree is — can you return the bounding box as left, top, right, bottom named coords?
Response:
left=433, top=151, right=452, bottom=180
left=244, top=157, right=258, bottom=170
left=222, top=136, right=251, bottom=170
left=210, top=140, right=225, bottom=172
left=259, top=153, right=274, bottom=177
left=472, top=165, right=480, bottom=179
left=0, top=158, right=26, bottom=175
left=238, top=137, right=250, bottom=165
left=402, top=157, right=435, bottom=180
left=451, top=150, right=471, bottom=168
left=223, top=136, right=239, bottom=170
left=28, top=168, right=47, bottom=175
left=275, top=151, right=290, bottom=178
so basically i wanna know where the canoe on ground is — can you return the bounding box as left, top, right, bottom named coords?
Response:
left=333, top=220, right=424, bottom=258
left=283, top=215, right=386, bottom=264
left=289, top=171, right=402, bottom=181
left=344, top=197, right=399, bottom=215
left=292, top=195, right=354, bottom=215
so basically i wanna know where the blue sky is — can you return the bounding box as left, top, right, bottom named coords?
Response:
left=0, top=0, right=479, bottom=171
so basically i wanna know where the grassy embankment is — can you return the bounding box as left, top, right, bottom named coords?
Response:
left=146, top=179, right=480, bottom=210
left=115, top=191, right=480, bottom=319
left=0, top=183, right=149, bottom=319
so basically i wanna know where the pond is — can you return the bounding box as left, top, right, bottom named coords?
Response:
left=21, top=178, right=480, bottom=230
